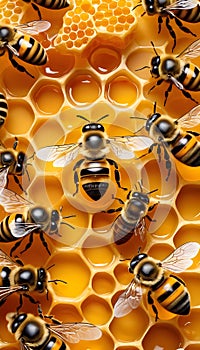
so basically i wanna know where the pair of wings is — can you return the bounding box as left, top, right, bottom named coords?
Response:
left=36, top=104, right=200, bottom=167
left=114, top=241, right=200, bottom=318
left=20, top=322, right=102, bottom=350
left=164, top=0, right=198, bottom=11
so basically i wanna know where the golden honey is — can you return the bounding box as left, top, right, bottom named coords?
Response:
left=0, top=0, right=199, bottom=349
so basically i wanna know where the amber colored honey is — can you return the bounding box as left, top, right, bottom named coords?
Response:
left=0, top=0, right=199, bottom=349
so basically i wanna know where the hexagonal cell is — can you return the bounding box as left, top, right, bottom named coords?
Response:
left=47, top=251, right=91, bottom=298
left=65, top=72, right=102, bottom=106
left=142, top=323, right=184, bottom=350
left=174, top=225, right=200, bottom=247
left=81, top=295, right=112, bottom=325
left=41, top=48, right=75, bottom=78
left=2, top=66, right=37, bottom=97
left=114, top=262, right=132, bottom=285
left=6, top=99, right=35, bottom=135
left=110, top=306, right=149, bottom=342
left=50, top=303, right=83, bottom=323
left=105, top=71, right=140, bottom=107
left=147, top=243, right=174, bottom=261
left=82, top=237, right=115, bottom=266
left=68, top=330, right=114, bottom=350
left=126, top=48, right=153, bottom=80
left=92, top=272, right=116, bottom=295
left=31, top=80, right=64, bottom=115
left=88, top=46, right=121, bottom=74
left=179, top=273, right=200, bottom=307
left=176, top=185, right=200, bottom=221
left=28, top=175, right=63, bottom=206
left=178, top=309, right=200, bottom=341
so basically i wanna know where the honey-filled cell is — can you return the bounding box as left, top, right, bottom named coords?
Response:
left=174, top=224, right=200, bottom=247
left=50, top=303, right=83, bottom=323
left=88, top=46, right=121, bottom=74
left=82, top=237, right=115, bottom=265
left=114, top=262, right=132, bottom=285
left=69, top=331, right=114, bottom=350
left=81, top=294, right=112, bottom=325
left=178, top=310, right=200, bottom=341
left=92, top=272, right=116, bottom=294
left=41, top=48, right=75, bottom=78
left=176, top=185, right=200, bottom=221
left=6, top=99, right=35, bottom=135
left=179, top=273, right=200, bottom=307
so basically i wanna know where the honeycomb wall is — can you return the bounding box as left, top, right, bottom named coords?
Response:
left=0, top=0, right=200, bottom=349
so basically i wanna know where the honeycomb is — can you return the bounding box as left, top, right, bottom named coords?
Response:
left=0, top=0, right=200, bottom=349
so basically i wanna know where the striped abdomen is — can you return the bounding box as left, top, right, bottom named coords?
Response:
left=42, top=336, right=66, bottom=350
left=171, top=132, right=200, bottom=166
left=113, top=215, right=136, bottom=245
left=173, top=5, right=200, bottom=23
left=153, top=275, right=190, bottom=315
left=178, top=63, right=200, bottom=91
left=12, top=35, right=47, bottom=65
left=0, top=93, right=8, bottom=127
left=33, top=0, right=69, bottom=9
left=0, top=214, right=24, bottom=242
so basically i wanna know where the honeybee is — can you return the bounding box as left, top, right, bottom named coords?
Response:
left=134, top=0, right=199, bottom=51
left=0, top=21, right=50, bottom=78
left=36, top=115, right=146, bottom=201
left=23, top=0, right=70, bottom=20
left=114, top=242, right=200, bottom=320
left=103, top=184, right=158, bottom=245
left=0, top=92, right=8, bottom=128
left=131, top=103, right=200, bottom=180
left=0, top=187, right=75, bottom=256
left=6, top=309, right=102, bottom=350
left=148, top=39, right=200, bottom=105
left=0, top=249, right=66, bottom=309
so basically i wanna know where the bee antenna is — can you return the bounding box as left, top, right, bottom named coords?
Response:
left=120, top=258, right=131, bottom=261
left=147, top=188, right=158, bottom=194
left=61, top=221, right=75, bottom=230
left=46, top=263, right=55, bottom=271
left=135, top=65, right=150, bottom=71
left=132, top=1, right=142, bottom=10
left=130, top=116, right=147, bottom=121
left=76, top=115, right=90, bottom=122
left=97, top=114, right=109, bottom=122
left=150, top=41, right=159, bottom=56
left=48, top=279, right=67, bottom=285
left=153, top=101, right=157, bottom=113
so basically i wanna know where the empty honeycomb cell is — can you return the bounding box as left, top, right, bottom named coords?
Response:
left=88, top=47, right=121, bottom=74
left=81, top=295, right=112, bottom=324
left=176, top=185, right=200, bottom=221
left=41, top=48, right=75, bottom=78
left=28, top=175, right=63, bottom=206
left=66, top=73, right=102, bottom=105
left=69, top=331, right=114, bottom=350
left=31, top=81, right=64, bottom=115
left=147, top=243, right=174, bottom=261
left=179, top=273, right=200, bottom=307
left=50, top=303, right=83, bottom=323
left=142, top=323, right=184, bottom=350
left=82, top=237, right=114, bottom=265
left=110, top=306, right=149, bottom=342
left=31, top=118, right=65, bottom=151
left=92, top=272, right=116, bottom=294
left=114, top=262, right=132, bottom=285
left=147, top=204, right=179, bottom=239
left=47, top=252, right=91, bottom=298
left=105, top=73, right=139, bottom=106
left=178, top=310, right=200, bottom=341
left=2, top=65, right=37, bottom=97
left=6, top=100, right=35, bottom=135
left=174, top=225, right=200, bottom=247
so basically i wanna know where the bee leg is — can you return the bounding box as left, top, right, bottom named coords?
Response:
left=16, top=294, right=23, bottom=312
left=148, top=79, right=164, bottom=94
left=31, top=2, right=42, bottom=20
left=39, top=232, right=51, bottom=255
left=102, top=206, right=123, bottom=214
left=38, top=305, right=61, bottom=325
left=23, top=293, right=39, bottom=305
left=162, top=145, right=171, bottom=180
left=10, top=239, right=23, bottom=257
left=107, top=158, right=128, bottom=191
left=8, top=51, right=35, bottom=79
left=13, top=175, right=27, bottom=195
left=173, top=16, right=196, bottom=37
left=72, top=159, right=84, bottom=196
left=165, top=17, right=176, bottom=52
left=164, top=82, right=173, bottom=106
left=158, top=15, right=163, bottom=34
left=20, top=232, right=34, bottom=255
left=180, top=89, right=199, bottom=105
left=147, top=290, right=159, bottom=321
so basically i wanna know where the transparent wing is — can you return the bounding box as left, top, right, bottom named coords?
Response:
left=109, top=137, right=136, bottom=159
left=177, top=39, right=200, bottom=59
left=178, top=105, right=200, bottom=128
left=169, top=76, right=184, bottom=89
left=162, top=242, right=200, bottom=272
left=0, top=188, right=33, bottom=213
left=134, top=218, right=147, bottom=241
left=0, top=285, right=25, bottom=301
left=6, top=44, right=19, bottom=57
left=20, top=340, right=31, bottom=350
left=166, top=0, right=198, bottom=10
left=50, top=322, right=102, bottom=343
left=36, top=143, right=80, bottom=167
left=0, top=168, right=9, bottom=190
left=111, top=135, right=153, bottom=153
left=9, top=221, right=41, bottom=238
left=0, top=249, right=18, bottom=267
left=16, top=20, right=51, bottom=35
left=114, top=280, right=143, bottom=318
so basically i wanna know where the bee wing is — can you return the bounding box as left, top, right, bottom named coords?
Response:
left=177, top=39, right=200, bottom=59
left=36, top=143, right=80, bottom=167
left=9, top=221, right=41, bottom=238
left=161, top=242, right=200, bottom=273
left=6, top=44, right=20, bottom=57
left=50, top=322, right=102, bottom=343
left=110, top=136, right=153, bottom=156
left=178, top=105, right=200, bottom=128
left=114, top=280, right=143, bottom=318
left=0, top=249, right=18, bottom=267
left=108, top=137, right=136, bottom=159
left=0, top=285, right=25, bottom=300
left=166, top=0, right=198, bottom=10
left=135, top=218, right=147, bottom=241
left=0, top=188, right=33, bottom=213
left=20, top=341, right=31, bottom=350
left=16, top=20, right=51, bottom=34
left=169, top=76, right=184, bottom=90
left=0, top=168, right=9, bottom=190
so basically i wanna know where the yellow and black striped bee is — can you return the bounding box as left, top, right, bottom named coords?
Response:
left=36, top=115, right=140, bottom=202
left=103, top=184, right=158, bottom=245
left=0, top=249, right=66, bottom=309
left=23, top=0, right=70, bottom=20
left=131, top=103, right=200, bottom=180
left=6, top=308, right=102, bottom=350
left=114, top=242, right=200, bottom=320
left=0, top=92, right=8, bottom=128
left=0, top=187, right=75, bottom=256
left=0, top=21, right=50, bottom=78
left=134, top=0, right=199, bottom=51
left=148, top=39, right=200, bottom=105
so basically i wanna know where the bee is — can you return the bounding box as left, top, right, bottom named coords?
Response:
left=0, top=20, right=50, bottom=78
left=23, top=0, right=70, bottom=20
left=0, top=249, right=66, bottom=309
left=148, top=39, right=200, bottom=105
left=6, top=308, right=102, bottom=350
left=133, top=0, right=199, bottom=51
left=0, top=187, right=75, bottom=256
left=131, top=103, right=200, bottom=180
left=36, top=115, right=145, bottom=202
left=114, top=242, right=200, bottom=320
left=103, top=183, right=158, bottom=245
left=0, top=92, right=8, bottom=128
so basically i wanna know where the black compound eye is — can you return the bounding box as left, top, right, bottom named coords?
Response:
left=0, top=27, right=10, bottom=40
left=1, top=152, right=14, bottom=165
left=30, top=207, right=49, bottom=223
left=129, top=253, right=148, bottom=272
left=146, top=113, right=161, bottom=132
left=38, top=268, right=46, bottom=281
left=82, top=123, right=105, bottom=133
left=51, top=210, right=59, bottom=221
left=11, top=314, right=27, bottom=333
left=17, top=152, right=26, bottom=163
